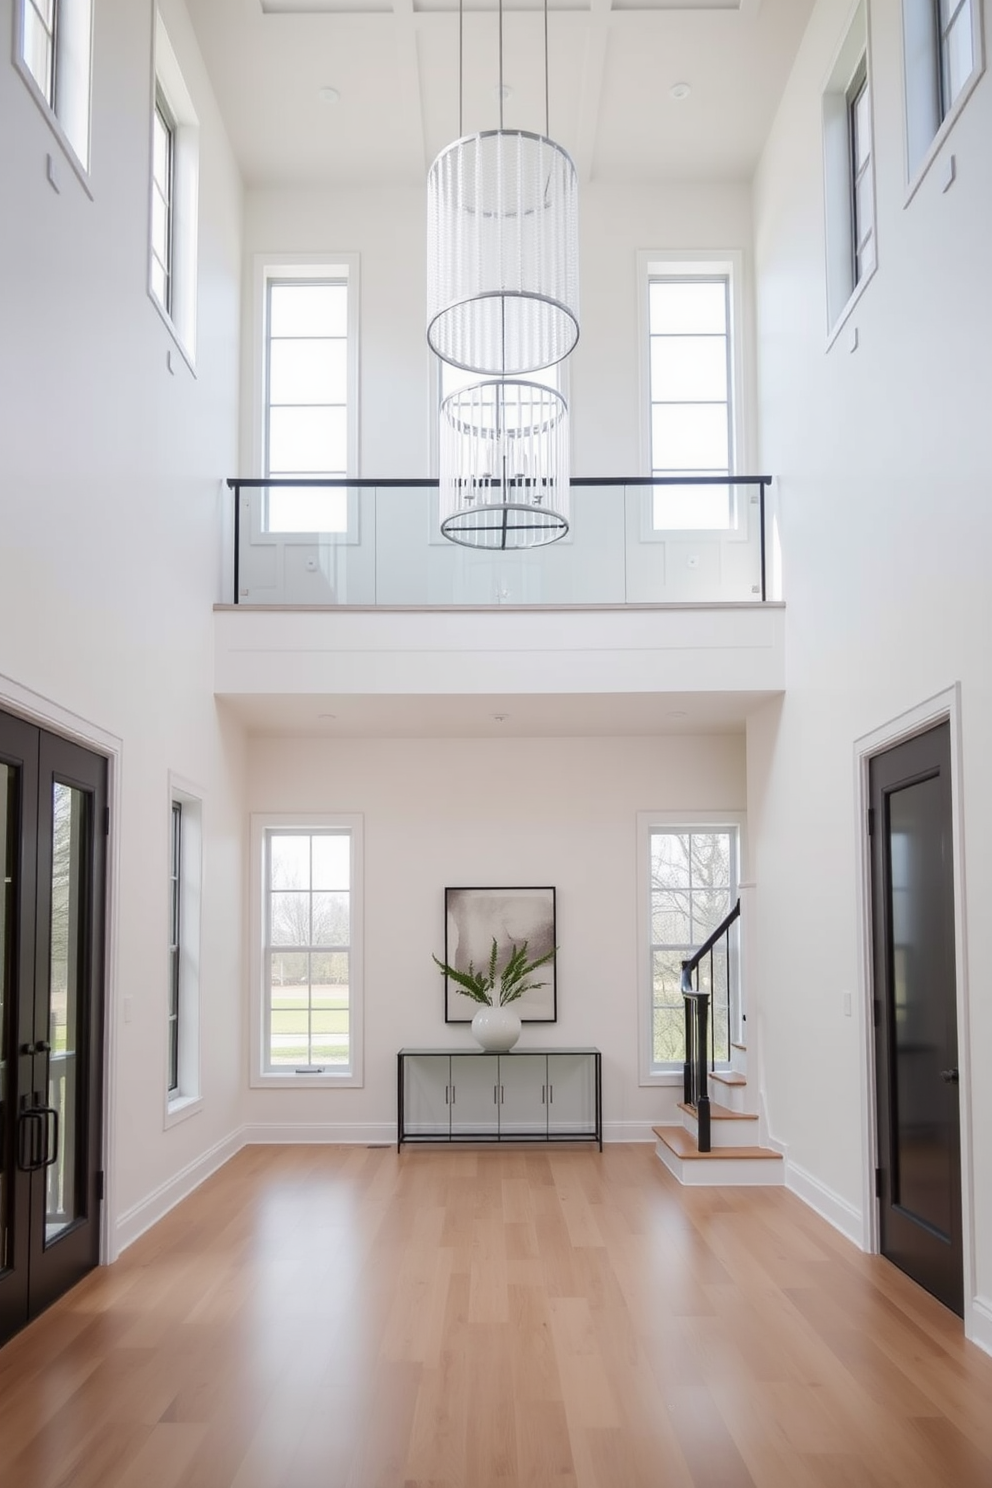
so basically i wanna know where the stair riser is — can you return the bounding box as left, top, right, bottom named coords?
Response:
left=731, top=1044, right=747, bottom=1075
left=680, top=1113, right=760, bottom=1149
left=708, top=1079, right=748, bottom=1114
left=655, top=1140, right=783, bottom=1187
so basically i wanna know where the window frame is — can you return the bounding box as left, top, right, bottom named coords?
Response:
left=165, top=776, right=203, bottom=1126
left=902, top=0, right=985, bottom=199
left=150, top=89, right=177, bottom=320
left=637, top=811, right=745, bottom=1086
left=249, top=813, right=364, bottom=1090
left=822, top=6, right=877, bottom=344
left=637, top=250, right=748, bottom=540
left=847, top=61, right=875, bottom=290
left=148, top=15, right=199, bottom=369
left=250, top=256, right=361, bottom=542
left=13, top=0, right=94, bottom=189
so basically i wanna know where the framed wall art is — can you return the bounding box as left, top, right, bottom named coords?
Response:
left=442, top=886, right=557, bottom=1023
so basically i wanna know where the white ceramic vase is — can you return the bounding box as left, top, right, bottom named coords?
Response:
left=471, top=1004, right=521, bottom=1053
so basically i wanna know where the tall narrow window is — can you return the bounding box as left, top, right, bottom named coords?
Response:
left=167, top=801, right=181, bottom=1096
left=823, top=7, right=876, bottom=334
left=648, top=273, right=733, bottom=529
left=903, top=0, right=984, bottom=180
left=21, top=0, right=55, bottom=105
left=16, top=0, right=93, bottom=173
left=151, top=93, right=176, bottom=318
left=848, top=63, right=875, bottom=287
left=938, top=0, right=976, bottom=115
left=166, top=780, right=201, bottom=1122
left=263, top=828, right=355, bottom=1076
left=265, top=277, right=350, bottom=532
left=148, top=16, right=199, bottom=365
left=646, top=826, right=739, bottom=1075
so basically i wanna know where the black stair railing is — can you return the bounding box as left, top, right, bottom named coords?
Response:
left=681, top=897, right=741, bottom=1153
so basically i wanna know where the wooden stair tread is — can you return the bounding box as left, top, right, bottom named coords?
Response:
left=653, top=1126, right=781, bottom=1161
left=678, top=1101, right=757, bottom=1122
left=709, top=1069, right=746, bottom=1086
left=731, top=1041, right=747, bottom=1052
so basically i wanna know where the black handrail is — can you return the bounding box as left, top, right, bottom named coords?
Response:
left=681, top=897, right=741, bottom=1154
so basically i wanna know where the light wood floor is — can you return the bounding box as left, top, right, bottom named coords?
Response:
left=2, top=1144, right=991, bottom=1488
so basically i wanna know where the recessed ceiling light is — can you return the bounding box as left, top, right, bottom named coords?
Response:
left=670, top=82, right=691, bottom=102
left=493, top=84, right=512, bottom=103
left=318, top=86, right=340, bottom=104
left=318, top=712, right=337, bottom=720
left=667, top=710, right=688, bottom=720
left=492, top=713, right=510, bottom=723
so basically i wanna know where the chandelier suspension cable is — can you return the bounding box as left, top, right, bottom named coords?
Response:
left=498, top=0, right=505, bottom=129
left=544, top=0, right=550, bottom=137
left=458, top=0, right=463, bottom=136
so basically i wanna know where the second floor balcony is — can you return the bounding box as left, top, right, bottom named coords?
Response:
left=216, top=477, right=784, bottom=714
left=228, top=477, right=772, bottom=609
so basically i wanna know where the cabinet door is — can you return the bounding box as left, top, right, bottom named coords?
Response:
left=403, top=1055, right=451, bottom=1137
left=450, top=1055, right=499, bottom=1137
left=547, top=1054, right=597, bottom=1137
left=497, top=1054, right=547, bottom=1137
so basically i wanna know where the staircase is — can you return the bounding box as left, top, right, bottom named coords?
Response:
left=653, top=907, right=783, bottom=1186
left=653, top=1064, right=782, bottom=1186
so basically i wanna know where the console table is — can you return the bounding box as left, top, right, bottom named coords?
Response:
left=397, top=1047, right=602, bottom=1151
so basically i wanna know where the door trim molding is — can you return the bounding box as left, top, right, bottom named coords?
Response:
left=854, top=684, right=978, bottom=1341
left=0, top=673, right=122, bottom=1268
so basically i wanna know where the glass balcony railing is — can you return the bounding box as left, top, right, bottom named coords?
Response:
left=227, top=477, right=770, bottom=608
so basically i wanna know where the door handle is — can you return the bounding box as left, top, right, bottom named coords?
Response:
left=17, top=1107, right=45, bottom=1172
left=39, top=1105, right=60, bottom=1167
left=940, top=1068, right=959, bottom=1083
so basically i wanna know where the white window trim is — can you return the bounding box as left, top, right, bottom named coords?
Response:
left=249, top=812, right=364, bottom=1090
left=822, top=1, right=878, bottom=346
left=149, top=15, right=199, bottom=371
left=250, top=253, right=361, bottom=483
left=902, top=0, right=986, bottom=204
left=637, top=249, right=749, bottom=542
left=165, top=773, right=203, bottom=1127
left=13, top=0, right=94, bottom=193
left=636, top=810, right=746, bottom=1087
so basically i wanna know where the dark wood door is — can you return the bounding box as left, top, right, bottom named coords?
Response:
left=0, top=712, right=106, bottom=1348
left=870, top=721, right=962, bottom=1315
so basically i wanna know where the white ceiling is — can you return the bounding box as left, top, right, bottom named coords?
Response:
left=186, top=0, right=814, bottom=187
left=217, top=688, right=776, bottom=737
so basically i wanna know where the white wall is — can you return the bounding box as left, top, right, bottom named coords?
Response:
left=0, top=0, right=247, bottom=1240
left=241, top=180, right=754, bottom=478
left=244, top=733, right=746, bottom=1140
left=750, top=0, right=992, bottom=1337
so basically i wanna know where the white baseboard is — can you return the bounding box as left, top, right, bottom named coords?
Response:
left=604, top=1121, right=657, bottom=1144
left=242, top=1122, right=396, bottom=1146
left=114, top=1128, right=244, bottom=1254
left=969, top=1295, right=992, bottom=1358
left=785, top=1158, right=865, bottom=1248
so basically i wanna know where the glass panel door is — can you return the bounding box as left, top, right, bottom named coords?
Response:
left=46, top=782, right=89, bottom=1243
left=0, top=765, right=16, bottom=1278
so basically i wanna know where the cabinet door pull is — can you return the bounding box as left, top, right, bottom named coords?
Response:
left=494, top=1084, right=498, bottom=1105
left=500, top=1086, right=504, bottom=1104
left=541, top=1085, right=546, bottom=1104
left=549, top=1085, right=554, bottom=1103
left=445, top=1085, right=449, bottom=1105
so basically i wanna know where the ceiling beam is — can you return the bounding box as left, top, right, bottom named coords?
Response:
left=574, top=0, right=612, bottom=184
left=392, top=0, right=429, bottom=177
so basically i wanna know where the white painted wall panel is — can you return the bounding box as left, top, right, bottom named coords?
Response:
left=244, top=732, right=747, bottom=1139
left=0, top=0, right=246, bottom=1232
left=750, top=0, right=992, bottom=1323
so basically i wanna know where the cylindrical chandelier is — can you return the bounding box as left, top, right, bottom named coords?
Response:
left=427, top=129, right=579, bottom=377
left=439, top=379, right=569, bottom=549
